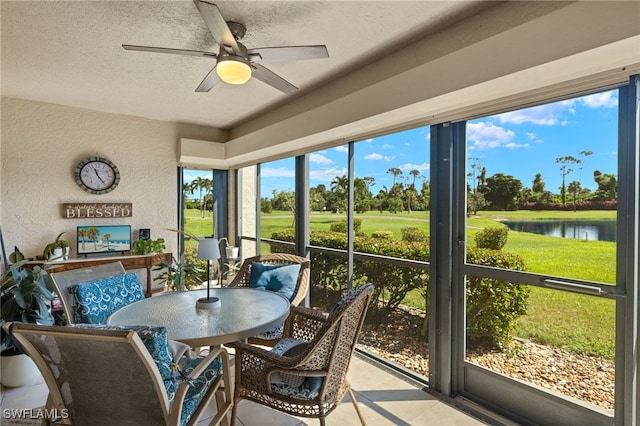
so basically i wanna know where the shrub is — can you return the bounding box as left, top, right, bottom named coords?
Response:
left=475, top=226, right=508, bottom=250
left=260, top=198, right=273, bottom=213
left=371, top=231, right=394, bottom=240
left=401, top=227, right=429, bottom=243
left=466, top=247, right=528, bottom=348
left=270, top=229, right=528, bottom=349
left=329, top=218, right=362, bottom=233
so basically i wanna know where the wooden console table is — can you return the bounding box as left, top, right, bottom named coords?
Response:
left=26, top=253, right=172, bottom=298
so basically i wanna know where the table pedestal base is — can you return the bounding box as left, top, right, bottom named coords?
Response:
left=196, top=297, right=221, bottom=310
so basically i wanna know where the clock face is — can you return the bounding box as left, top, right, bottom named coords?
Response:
left=74, top=157, right=120, bottom=195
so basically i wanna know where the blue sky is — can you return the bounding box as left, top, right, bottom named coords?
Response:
left=186, top=89, right=619, bottom=200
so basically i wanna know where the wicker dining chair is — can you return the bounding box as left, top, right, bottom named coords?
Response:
left=226, top=253, right=310, bottom=345
left=5, top=322, right=233, bottom=426
left=228, top=283, right=374, bottom=426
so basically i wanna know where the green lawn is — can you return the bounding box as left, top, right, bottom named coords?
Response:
left=257, top=209, right=617, bottom=358
left=184, top=209, right=215, bottom=237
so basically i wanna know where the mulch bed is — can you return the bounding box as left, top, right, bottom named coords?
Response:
left=358, top=305, right=614, bottom=411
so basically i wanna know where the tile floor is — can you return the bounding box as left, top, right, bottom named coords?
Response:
left=1, top=351, right=489, bottom=425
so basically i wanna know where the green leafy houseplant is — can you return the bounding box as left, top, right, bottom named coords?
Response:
left=42, top=232, right=70, bottom=261
left=131, top=237, right=166, bottom=255
left=1, top=261, right=55, bottom=354
left=9, top=246, right=25, bottom=263
left=153, top=256, right=203, bottom=291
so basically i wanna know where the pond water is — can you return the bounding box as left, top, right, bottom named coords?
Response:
left=503, top=220, right=617, bottom=242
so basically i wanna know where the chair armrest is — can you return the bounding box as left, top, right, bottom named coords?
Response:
left=169, top=346, right=231, bottom=425
left=183, top=346, right=227, bottom=380
left=227, top=340, right=305, bottom=369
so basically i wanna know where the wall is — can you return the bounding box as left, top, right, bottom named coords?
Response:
left=1, top=97, right=220, bottom=261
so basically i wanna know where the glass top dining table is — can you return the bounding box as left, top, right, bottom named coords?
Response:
left=107, top=288, right=291, bottom=347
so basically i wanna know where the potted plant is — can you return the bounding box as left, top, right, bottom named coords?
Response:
left=8, top=246, right=25, bottom=263
left=0, top=261, right=55, bottom=387
left=131, top=237, right=166, bottom=255
left=153, top=256, right=203, bottom=291
left=219, top=237, right=239, bottom=259
left=223, top=259, right=241, bottom=283
left=43, top=232, right=70, bottom=262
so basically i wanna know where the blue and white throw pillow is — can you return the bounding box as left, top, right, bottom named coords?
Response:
left=73, top=273, right=144, bottom=324
left=248, top=262, right=301, bottom=301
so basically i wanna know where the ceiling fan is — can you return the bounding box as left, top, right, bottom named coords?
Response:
left=123, top=0, right=329, bottom=94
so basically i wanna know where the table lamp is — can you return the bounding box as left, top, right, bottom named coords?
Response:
left=196, top=237, right=221, bottom=309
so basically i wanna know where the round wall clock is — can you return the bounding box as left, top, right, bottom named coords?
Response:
left=74, top=157, right=120, bottom=195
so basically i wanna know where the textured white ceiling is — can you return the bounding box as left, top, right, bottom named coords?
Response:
left=1, top=1, right=490, bottom=130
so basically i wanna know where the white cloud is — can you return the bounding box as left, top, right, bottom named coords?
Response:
left=504, top=142, right=530, bottom=149
left=580, top=91, right=617, bottom=108
left=334, top=146, right=348, bottom=153
left=467, top=122, right=520, bottom=150
left=526, top=132, right=536, bottom=140
left=399, top=162, right=430, bottom=173
left=404, top=142, right=411, bottom=146
left=309, top=153, right=334, bottom=165
left=261, top=167, right=294, bottom=178
left=492, top=90, right=616, bottom=126
left=309, top=167, right=347, bottom=182
left=364, top=152, right=394, bottom=161
left=364, top=138, right=373, bottom=143
left=495, top=102, right=572, bottom=125
left=382, top=144, right=392, bottom=149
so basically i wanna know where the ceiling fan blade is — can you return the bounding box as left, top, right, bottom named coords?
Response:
left=247, top=45, right=329, bottom=63
left=122, top=45, right=217, bottom=59
left=193, top=0, right=241, bottom=55
left=251, top=63, right=297, bottom=94
left=195, top=67, right=221, bottom=92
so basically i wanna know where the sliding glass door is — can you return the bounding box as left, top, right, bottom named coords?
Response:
left=456, top=85, right=635, bottom=425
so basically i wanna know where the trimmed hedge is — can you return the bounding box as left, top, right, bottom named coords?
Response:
left=401, top=227, right=429, bottom=243
left=329, top=218, right=362, bottom=233
left=270, top=230, right=528, bottom=348
left=520, top=201, right=616, bottom=210
left=371, top=231, right=394, bottom=240
left=466, top=248, right=527, bottom=348
left=475, top=226, right=509, bottom=250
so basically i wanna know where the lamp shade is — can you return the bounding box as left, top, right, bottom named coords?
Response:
left=216, top=56, right=252, bottom=85
left=197, top=237, right=220, bottom=260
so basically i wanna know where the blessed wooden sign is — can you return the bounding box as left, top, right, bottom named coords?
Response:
left=62, top=203, right=132, bottom=218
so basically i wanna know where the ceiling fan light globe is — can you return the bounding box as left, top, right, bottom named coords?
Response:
left=216, top=57, right=252, bottom=85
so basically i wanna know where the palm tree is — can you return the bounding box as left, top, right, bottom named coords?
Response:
left=103, top=233, right=111, bottom=250
left=87, top=227, right=100, bottom=251
left=189, top=176, right=212, bottom=218
left=78, top=228, right=86, bottom=251
left=330, top=175, right=348, bottom=195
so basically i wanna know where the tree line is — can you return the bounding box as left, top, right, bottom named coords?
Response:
left=262, top=153, right=617, bottom=214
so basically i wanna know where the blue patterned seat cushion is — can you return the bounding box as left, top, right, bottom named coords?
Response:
left=254, top=322, right=284, bottom=341
left=175, top=355, right=222, bottom=426
left=73, top=272, right=144, bottom=324
left=270, top=337, right=323, bottom=399
left=72, top=324, right=221, bottom=426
